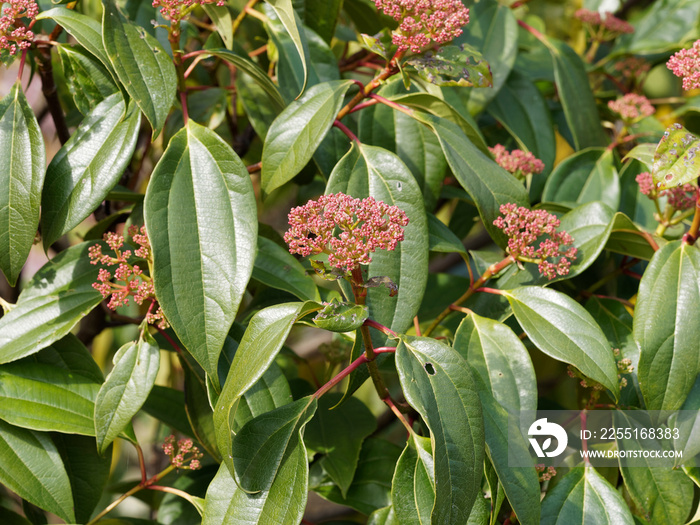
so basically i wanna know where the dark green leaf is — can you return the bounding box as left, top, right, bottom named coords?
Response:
left=635, top=241, right=700, bottom=411
left=144, top=120, right=257, bottom=386
left=411, top=111, right=529, bottom=247
left=142, top=385, right=195, bottom=438
left=396, top=336, right=484, bottom=524
left=57, top=45, right=119, bottom=115
left=392, top=434, right=435, bottom=525
left=406, top=44, right=493, bottom=88
left=0, top=81, right=45, bottom=286
left=428, top=213, right=467, bottom=255
left=326, top=143, right=429, bottom=337
left=25, top=333, right=104, bottom=384
left=253, top=236, right=320, bottom=302
left=0, top=421, right=74, bottom=523
left=305, top=394, right=376, bottom=497
left=540, top=466, right=634, bottom=525
left=232, top=396, right=317, bottom=492
left=41, top=95, right=141, bottom=248
left=0, top=361, right=99, bottom=435
left=261, top=80, right=354, bottom=194
left=651, top=124, right=700, bottom=190
left=95, top=332, right=160, bottom=452
left=102, top=0, right=176, bottom=137
left=605, top=212, right=665, bottom=261
left=0, top=242, right=105, bottom=364
left=264, top=0, right=310, bottom=96
left=504, top=286, right=620, bottom=396
left=232, top=360, right=293, bottom=433
left=542, top=148, right=619, bottom=209
left=294, top=0, right=343, bottom=44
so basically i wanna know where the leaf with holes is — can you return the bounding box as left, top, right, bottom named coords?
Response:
left=651, top=124, right=700, bottom=190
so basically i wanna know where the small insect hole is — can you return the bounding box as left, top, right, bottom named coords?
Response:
left=424, top=363, right=436, bottom=375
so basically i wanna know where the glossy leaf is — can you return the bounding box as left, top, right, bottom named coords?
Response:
left=542, top=148, right=620, bottom=209
left=326, top=142, right=429, bottom=337
left=411, top=111, right=529, bottom=246
left=203, top=446, right=309, bottom=525
left=261, top=80, right=354, bottom=194
left=295, top=0, right=343, bottom=44
left=396, top=336, right=484, bottom=524
left=0, top=81, right=45, bottom=286
left=214, top=302, right=319, bottom=475
left=304, top=394, right=376, bottom=497
left=0, top=242, right=105, bottom=364
left=264, top=0, right=310, bottom=96
left=144, top=120, right=257, bottom=387
left=391, top=434, right=435, bottom=525
left=232, top=396, right=317, bottom=492
left=549, top=39, right=607, bottom=149
left=540, top=466, right=634, bottom=525
left=102, top=0, right=176, bottom=137
left=231, top=361, right=292, bottom=434
left=41, top=95, right=141, bottom=248
left=253, top=236, right=320, bottom=302
left=406, top=44, right=493, bottom=88
left=428, top=213, right=466, bottom=255
left=202, top=5, right=232, bottom=49
left=312, top=300, right=369, bottom=333
left=504, top=287, right=620, bottom=396
left=94, top=332, right=160, bottom=452
left=0, top=421, right=74, bottom=523
left=605, top=212, right=665, bottom=261
left=623, top=142, right=655, bottom=170
left=635, top=241, right=700, bottom=411
left=57, top=45, right=119, bottom=115
left=651, top=124, right=700, bottom=190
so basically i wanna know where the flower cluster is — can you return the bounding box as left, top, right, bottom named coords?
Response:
left=614, top=348, right=633, bottom=388
left=373, top=0, right=470, bottom=54
left=89, top=227, right=168, bottom=329
left=575, top=9, right=634, bottom=36
left=493, top=204, right=577, bottom=280
left=489, top=144, right=545, bottom=179
left=162, top=435, right=203, bottom=470
left=614, top=56, right=650, bottom=82
left=285, top=193, right=409, bottom=272
left=152, top=0, right=224, bottom=23
left=667, top=40, right=700, bottom=91
left=535, top=464, right=557, bottom=482
left=636, top=171, right=697, bottom=210
left=608, top=93, right=655, bottom=121
left=0, top=0, right=38, bottom=56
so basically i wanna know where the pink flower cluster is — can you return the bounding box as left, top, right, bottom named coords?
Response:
left=284, top=193, right=409, bottom=272
left=608, top=93, right=655, bottom=121
left=535, top=464, right=557, bottom=482
left=89, top=227, right=168, bottom=329
left=152, top=0, right=224, bottom=22
left=636, top=171, right=697, bottom=210
left=493, top=204, right=577, bottom=280
left=0, top=0, right=38, bottom=56
left=162, top=435, right=203, bottom=470
left=614, top=56, right=650, bottom=81
left=489, top=144, right=545, bottom=178
left=667, top=40, right=700, bottom=91
left=575, top=9, right=634, bottom=35
left=373, top=0, right=470, bottom=53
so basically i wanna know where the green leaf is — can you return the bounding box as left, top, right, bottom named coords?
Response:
left=395, top=336, right=484, bottom=524
left=0, top=507, right=32, bottom=525
left=0, top=81, right=45, bottom=286
left=25, top=333, right=104, bottom=384
left=101, top=0, right=176, bottom=137
left=312, top=300, right=369, bottom=333
left=428, top=213, right=467, bottom=255
left=142, top=385, right=195, bottom=439
left=503, top=286, right=620, bottom=396
left=261, top=79, right=354, bottom=194
left=94, top=332, right=160, bottom=452
left=202, top=5, right=232, bottom=49
left=253, top=236, right=320, bottom=302
left=0, top=242, right=105, bottom=364
left=0, top=421, right=75, bottom=523
left=411, top=111, right=529, bottom=246
left=651, top=124, right=700, bottom=190
left=41, top=95, right=141, bottom=248
left=144, top=120, right=257, bottom=387
left=487, top=69, right=555, bottom=200
left=635, top=241, right=700, bottom=411
left=453, top=312, right=536, bottom=434
left=623, top=142, right=656, bottom=171
left=203, top=446, right=309, bottom=525
left=304, top=394, right=376, bottom=497
left=406, top=44, right=493, bottom=88
left=214, top=302, right=319, bottom=476
left=57, top=45, right=119, bottom=115
left=52, top=433, right=112, bottom=524
left=391, top=434, right=435, bottom=525
left=0, top=361, right=99, bottom=435
left=542, top=148, right=620, bottom=209
left=540, top=466, right=634, bottom=525
left=231, top=360, right=292, bottom=434
left=232, top=396, right=317, bottom=492
left=605, top=212, right=665, bottom=261
left=264, top=0, right=310, bottom=96
left=295, top=0, right=343, bottom=44
left=548, top=39, right=607, bottom=150
left=326, top=143, right=429, bottom=337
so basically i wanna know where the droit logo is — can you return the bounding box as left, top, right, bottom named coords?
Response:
left=528, top=418, right=568, bottom=458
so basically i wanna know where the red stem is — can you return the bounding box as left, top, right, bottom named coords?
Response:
left=313, top=347, right=395, bottom=399
left=155, top=325, right=183, bottom=357
left=180, top=91, right=189, bottom=125
left=333, top=120, right=360, bottom=143
left=363, top=318, right=398, bottom=338
left=475, top=286, right=505, bottom=295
